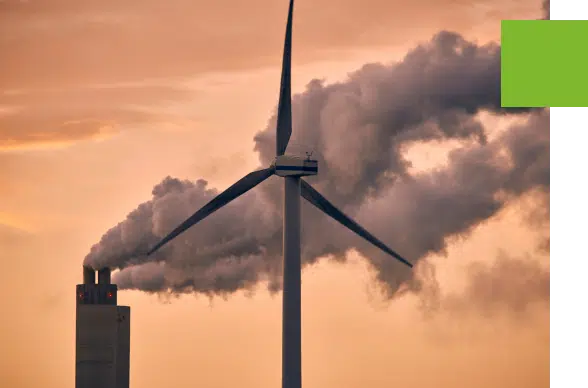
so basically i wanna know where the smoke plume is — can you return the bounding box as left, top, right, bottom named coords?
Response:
left=442, top=253, right=550, bottom=318
left=84, top=31, right=549, bottom=301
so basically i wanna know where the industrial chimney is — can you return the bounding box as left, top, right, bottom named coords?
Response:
left=75, top=266, right=130, bottom=388
left=98, top=267, right=111, bottom=284
left=83, top=266, right=95, bottom=285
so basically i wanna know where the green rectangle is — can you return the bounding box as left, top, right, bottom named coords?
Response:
left=501, top=20, right=588, bottom=107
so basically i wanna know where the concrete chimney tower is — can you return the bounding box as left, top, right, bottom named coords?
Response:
left=75, top=266, right=130, bottom=388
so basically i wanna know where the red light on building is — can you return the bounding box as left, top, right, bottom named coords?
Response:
left=107, top=292, right=113, bottom=298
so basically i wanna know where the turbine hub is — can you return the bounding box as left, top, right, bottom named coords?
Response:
left=272, top=154, right=318, bottom=177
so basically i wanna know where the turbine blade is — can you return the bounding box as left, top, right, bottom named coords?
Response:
left=147, top=168, right=275, bottom=255
left=276, top=0, right=294, bottom=156
left=300, top=180, right=413, bottom=268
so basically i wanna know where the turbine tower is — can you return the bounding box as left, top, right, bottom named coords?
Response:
left=147, top=1, right=412, bottom=387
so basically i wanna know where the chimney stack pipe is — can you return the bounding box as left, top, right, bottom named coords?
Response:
left=98, top=268, right=111, bottom=285
left=83, top=266, right=95, bottom=285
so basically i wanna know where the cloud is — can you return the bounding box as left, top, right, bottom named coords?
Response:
left=442, top=253, right=549, bottom=318
left=0, top=84, right=197, bottom=151
left=0, top=222, right=32, bottom=247
left=0, top=0, right=545, bottom=151
left=0, top=117, right=116, bottom=151
left=0, top=0, right=542, bottom=88
left=83, top=31, right=549, bottom=304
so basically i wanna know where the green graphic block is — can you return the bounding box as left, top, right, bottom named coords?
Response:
left=501, top=20, right=588, bottom=107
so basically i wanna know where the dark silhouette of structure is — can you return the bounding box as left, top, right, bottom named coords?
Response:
left=76, top=266, right=130, bottom=388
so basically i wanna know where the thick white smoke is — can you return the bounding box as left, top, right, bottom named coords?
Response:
left=84, top=31, right=549, bottom=307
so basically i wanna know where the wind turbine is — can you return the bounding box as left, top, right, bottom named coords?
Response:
left=146, top=1, right=413, bottom=387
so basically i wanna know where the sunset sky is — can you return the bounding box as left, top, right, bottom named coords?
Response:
left=0, top=1, right=549, bottom=387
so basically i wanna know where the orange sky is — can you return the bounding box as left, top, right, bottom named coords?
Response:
left=0, top=1, right=548, bottom=387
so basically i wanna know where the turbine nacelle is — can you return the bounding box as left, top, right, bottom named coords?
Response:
left=272, top=154, right=318, bottom=177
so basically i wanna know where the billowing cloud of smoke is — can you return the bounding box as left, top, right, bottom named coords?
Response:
left=442, top=253, right=549, bottom=318
left=84, top=31, right=549, bottom=302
